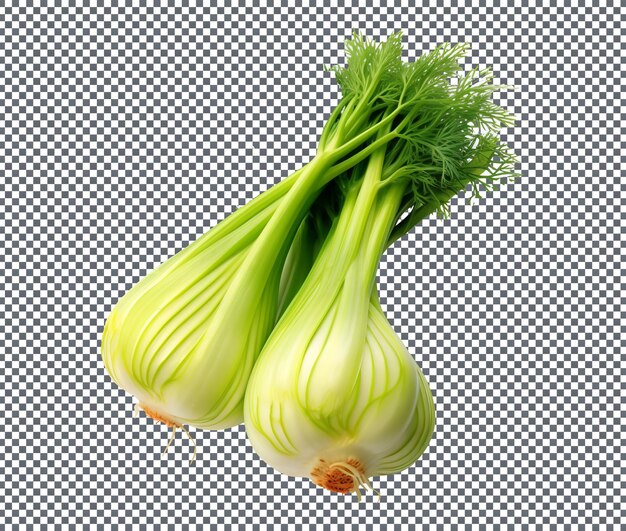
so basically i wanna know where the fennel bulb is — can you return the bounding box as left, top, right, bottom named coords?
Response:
left=244, top=37, right=516, bottom=494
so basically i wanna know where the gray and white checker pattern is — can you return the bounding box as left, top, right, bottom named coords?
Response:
left=1, top=1, right=623, bottom=528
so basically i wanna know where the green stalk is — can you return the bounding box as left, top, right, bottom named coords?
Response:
left=217, top=152, right=340, bottom=320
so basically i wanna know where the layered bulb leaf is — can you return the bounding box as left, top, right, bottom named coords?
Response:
left=244, top=153, right=435, bottom=496
left=245, top=286, right=436, bottom=496
left=101, top=175, right=294, bottom=430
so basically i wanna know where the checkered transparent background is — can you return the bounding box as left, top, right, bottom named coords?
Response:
left=1, top=2, right=623, bottom=528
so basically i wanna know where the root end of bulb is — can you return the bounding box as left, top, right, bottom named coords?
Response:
left=310, top=458, right=373, bottom=499
left=135, top=403, right=197, bottom=464
left=138, top=403, right=180, bottom=428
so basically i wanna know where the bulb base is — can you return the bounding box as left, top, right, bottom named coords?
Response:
left=139, top=403, right=180, bottom=428
left=310, top=457, right=368, bottom=495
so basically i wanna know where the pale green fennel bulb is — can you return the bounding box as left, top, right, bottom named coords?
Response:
left=244, top=40, right=516, bottom=494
